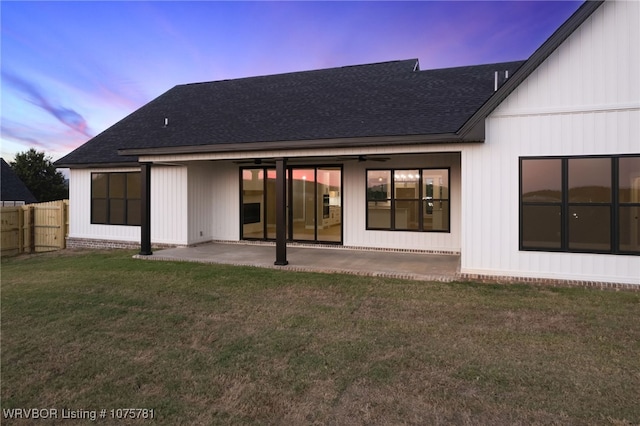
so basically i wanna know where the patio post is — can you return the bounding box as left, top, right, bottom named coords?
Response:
left=274, top=157, right=288, bottom=265
left=139, top=162, right=152, bottom=256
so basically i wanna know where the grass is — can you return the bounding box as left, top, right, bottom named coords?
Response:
left=1, top=249, right=639, bottom=425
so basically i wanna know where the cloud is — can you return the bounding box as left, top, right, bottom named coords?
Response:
left=0, top=119, right=90, bottom=163
left=0, top=124, right=47, bottom=149
left=2, top=71, right=93, bottom=137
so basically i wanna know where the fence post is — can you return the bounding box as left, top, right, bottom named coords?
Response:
left=27, top=206, right=35, bottom=253
left=20, top=206, right=28, bottom=254
left=56, top=200, right=63, bottom=249
left=62, top=200, right=68, bottom=249
left=18, top=207, right=24, bottom=254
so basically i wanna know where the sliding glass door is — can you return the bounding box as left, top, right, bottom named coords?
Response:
left=289, top=167, right=341, bottom=243
left=241, top=166, right=342, bottom=243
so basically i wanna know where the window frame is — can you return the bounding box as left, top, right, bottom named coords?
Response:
left=91, top=172, right=142, bottom=226
left=366, top=167, right=450, bottom=233
left=519, top=155, right=640, bottom=256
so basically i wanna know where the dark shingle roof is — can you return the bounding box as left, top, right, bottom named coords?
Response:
left=1, top=158, right=38, bottom=203
left=56, top=59, right=524, bottom=166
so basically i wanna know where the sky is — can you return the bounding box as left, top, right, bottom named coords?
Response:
left=1, top=0, right=583, bottom=164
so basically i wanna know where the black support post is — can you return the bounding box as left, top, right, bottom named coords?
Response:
left=274, top=158, right=288, bottom=265
left=139, top=162, right=152, bottom=256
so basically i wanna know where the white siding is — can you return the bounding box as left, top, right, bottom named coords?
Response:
left=68, top=168, right=141, bottom=243
left=69, top=166, right=190, bottom=245
left=492, top=0, right=639, bottom=117
left=210, top=161, right=240, bottom=241
left=187, top=162, right=214, bottom=244
left=151, top=166, right=189, bottom=245
left=462, top=0, right=640, bottom=285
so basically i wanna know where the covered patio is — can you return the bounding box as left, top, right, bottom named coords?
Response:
left=135, top=242, right=461, bottom=282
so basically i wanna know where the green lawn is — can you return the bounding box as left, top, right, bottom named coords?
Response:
left=2, top=249, right=639, bottom=425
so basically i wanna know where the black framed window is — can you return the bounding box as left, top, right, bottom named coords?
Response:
left=520, top=155, right=639, bottom=255
left=521, top=159, right=562, bottom=248
left=366, top=168, right=450, bottom=232
left=91, top=172, right=141, bottom=226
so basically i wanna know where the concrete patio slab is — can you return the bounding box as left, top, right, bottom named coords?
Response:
left=136, top=242, right=461, bottom=282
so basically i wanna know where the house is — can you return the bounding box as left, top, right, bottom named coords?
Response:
left=1, top=158, right=37, bottom=206
left=55, top=0, right=639, bottom=286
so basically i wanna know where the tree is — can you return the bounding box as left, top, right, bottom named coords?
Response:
left=10, top=149, right=68, bottom=202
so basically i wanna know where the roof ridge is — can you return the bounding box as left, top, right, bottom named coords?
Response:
left=180, top=58, right=420, bottom=87
left=420, top=60, right=527, bottom=73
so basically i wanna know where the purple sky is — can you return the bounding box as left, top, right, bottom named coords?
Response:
left=1, top=1, right=583, bottom=163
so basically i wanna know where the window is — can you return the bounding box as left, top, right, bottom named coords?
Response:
left=366, top=168, right=449, bottom=232
left=619, top=157, right=640, bottom=253
left=521, top=159, right=562, bottom=248
left=91, top=172, right=141, bottom=226
left=520, top=155, right=640, bottom=255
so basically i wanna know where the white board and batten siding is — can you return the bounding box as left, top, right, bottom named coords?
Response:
left=151, top=166, right=189, bottom=245
left=187, top=162, right=213, bottom=244
left=461, top=0, right=640, bottom=285
left=69, top=168, right=140, bottom=243
left=197, top=161, right=240, bottom=242
left=69, top=166, right=190, bottom=246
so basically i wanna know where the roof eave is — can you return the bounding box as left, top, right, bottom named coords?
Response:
left=117, top=133, right=474, bottom=157
left=55, top=161, right=141, bottom=169
left=457, top=0, right=604, bottom=139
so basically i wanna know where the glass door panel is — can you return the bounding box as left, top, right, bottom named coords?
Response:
left=316, top=168, right=341, bottom=242
left=422, top=169, right=450, bottom=231
left=394, top=170, right=419, bottom=230
left=242, top=169, right=265, bottom=239
left=265, top=169, right=277, bottom=239
left=289, top=167, right=342, bottom=243
left=291, top=169, right=315, bottom=241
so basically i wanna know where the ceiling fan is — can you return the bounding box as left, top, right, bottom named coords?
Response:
left=337, top=155, right=390, bottom=162
left=233, top=155, right=390, bottom=165
left=232, top=158, right=276, bottom=165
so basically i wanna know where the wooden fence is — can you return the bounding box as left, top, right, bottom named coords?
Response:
left=1, top=200, right=69, bottom=257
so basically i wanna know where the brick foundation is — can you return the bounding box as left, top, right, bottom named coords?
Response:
left=208, top=239, right=460, bottom=256
left=457, top=273, right=639, bottom=292
left=66, top=237, right=177, bottom=250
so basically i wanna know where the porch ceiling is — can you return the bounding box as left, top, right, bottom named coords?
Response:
left=144, top=151, right=462, bottom=167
